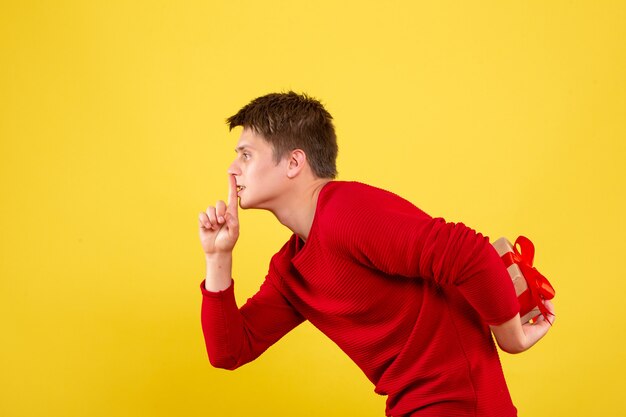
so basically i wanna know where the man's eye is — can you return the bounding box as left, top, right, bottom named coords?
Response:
left=242, top=153, right=251, bottom=160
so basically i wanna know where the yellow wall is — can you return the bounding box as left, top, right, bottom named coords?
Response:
left=1, top=1, right=624, bottom=416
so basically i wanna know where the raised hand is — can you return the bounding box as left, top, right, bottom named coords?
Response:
left=198, top=174, right=240, bottom=255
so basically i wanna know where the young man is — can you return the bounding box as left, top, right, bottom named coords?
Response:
left=198, top=92, right=554, bottom=417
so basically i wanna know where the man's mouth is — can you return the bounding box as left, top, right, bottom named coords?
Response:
left=237, top=185, right=246, bottom=194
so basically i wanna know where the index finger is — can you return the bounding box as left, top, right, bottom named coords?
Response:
left=227, top=174, right=239, bottom=215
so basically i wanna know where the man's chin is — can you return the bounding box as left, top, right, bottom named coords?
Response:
left=238, top=198, right=252, bottom=210
left=239, top=197, right=267, bottom=211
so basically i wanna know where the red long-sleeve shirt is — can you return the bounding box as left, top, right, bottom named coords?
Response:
left=200, top=181, right=520, bottom=417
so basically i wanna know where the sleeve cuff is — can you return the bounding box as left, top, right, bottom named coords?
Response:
left=200, top=278, right=234, bottom=297
left=485, top=306, right=520, bottom=326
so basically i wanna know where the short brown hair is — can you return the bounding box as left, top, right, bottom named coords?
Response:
left=226, top=91, right=338, bottom=179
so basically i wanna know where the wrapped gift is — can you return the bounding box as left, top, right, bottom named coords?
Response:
left=492, top=236, right=555, bottom=324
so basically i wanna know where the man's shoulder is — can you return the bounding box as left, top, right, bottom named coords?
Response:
left=315, top=181, right=426, bottom=244
left=324, top=180, right=387, bottom=193
left=321, top=180, right=417, bottom=212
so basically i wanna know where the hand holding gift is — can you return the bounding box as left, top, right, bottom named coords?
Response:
left=493, top=236, right=556, bottom=325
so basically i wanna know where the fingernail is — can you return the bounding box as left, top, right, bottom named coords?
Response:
left=218, top=216, right=224, bottom=223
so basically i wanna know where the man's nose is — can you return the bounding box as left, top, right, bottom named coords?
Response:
left=227, top=160, right=241, bottom=176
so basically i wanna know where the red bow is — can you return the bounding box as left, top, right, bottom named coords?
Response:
left=501, top=236, right=556, bottom=324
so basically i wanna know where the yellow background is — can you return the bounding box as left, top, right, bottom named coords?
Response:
left=1, top=1, right=625, bottom=416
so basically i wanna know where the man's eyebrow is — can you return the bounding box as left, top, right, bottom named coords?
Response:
left=235, top=145, right=253, bottom=152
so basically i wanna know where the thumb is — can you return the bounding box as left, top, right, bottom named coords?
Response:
left=227, top=174, right=240, bottom=219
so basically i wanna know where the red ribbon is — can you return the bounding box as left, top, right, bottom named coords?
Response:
left=501, top=236, right=556, bottom=324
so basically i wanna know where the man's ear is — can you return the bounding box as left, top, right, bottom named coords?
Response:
left=286, top=149, right=306, bottom=178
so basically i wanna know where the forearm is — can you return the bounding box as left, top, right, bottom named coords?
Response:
left=199, top=260, right=306, bottom=370
left=490, top=299, right=555, bottom=354
left=204, top=252, right=233, bottom=292
left=419, top=220, right=521, bottom=324
left=454, top=237, right=521, bottom=325
left=490, top=314, right=528, bottom=353
left=200, top=279, right=243, bottom=369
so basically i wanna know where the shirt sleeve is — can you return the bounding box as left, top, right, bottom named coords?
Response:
left=200, top=262, right=305, bottom=370
left=326, top=186, right=520, bottom=325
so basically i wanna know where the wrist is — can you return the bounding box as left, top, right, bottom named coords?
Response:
left=204, top=252, right=233, bottom=292
left=205, top=251, right=232, bottom=263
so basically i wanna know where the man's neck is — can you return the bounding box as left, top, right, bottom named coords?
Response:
left=271, top=178, right=332, bottom=242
